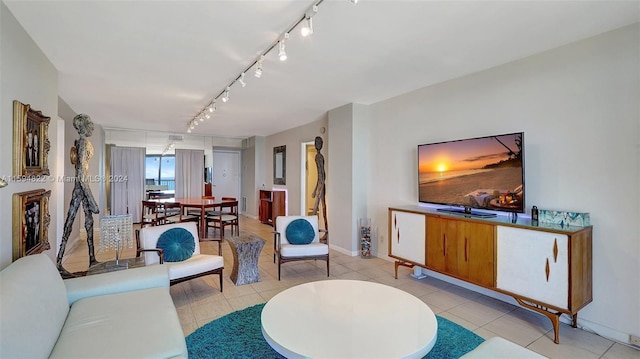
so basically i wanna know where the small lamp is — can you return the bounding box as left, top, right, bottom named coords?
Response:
left=99, top=214, right=133, bottom=269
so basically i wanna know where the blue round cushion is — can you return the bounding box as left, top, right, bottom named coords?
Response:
left=156, top=228, right=195, bottom=262
left=285, top=219, right=315, bottom=245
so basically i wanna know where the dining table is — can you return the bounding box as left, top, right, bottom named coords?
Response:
left=150, top=197, right=234, bottom=238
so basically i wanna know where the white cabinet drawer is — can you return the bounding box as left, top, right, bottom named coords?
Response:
left=496, top=226, right=568, bottom=309
left=390, top=211, right=426, bottom=266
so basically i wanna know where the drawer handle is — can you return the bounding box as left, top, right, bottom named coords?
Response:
left=545, top=258, right=550, bottom=282
left=464, top=237, right=468, bottom=262
left=553, top=238, right=558, bottom=263
left=443, top=234, right=447, bottom=256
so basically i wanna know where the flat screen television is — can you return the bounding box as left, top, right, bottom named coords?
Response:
left=418, top=132, right=524, bottom=217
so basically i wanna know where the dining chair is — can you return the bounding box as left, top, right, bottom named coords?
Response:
left=141, top=200, right=166, bottom=227
left=186, top=196, right=215, bottom=218
left=206, top=200, right=239, bottom=240
left=205, top=197, right=236, bottom=216
left=163, top=201, right=200, bottom=233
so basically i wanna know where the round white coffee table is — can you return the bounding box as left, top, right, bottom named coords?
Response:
left=261, top=280, right=438, bottom=358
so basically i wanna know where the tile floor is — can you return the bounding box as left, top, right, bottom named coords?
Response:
left=63, top=216, right=639, bottom=359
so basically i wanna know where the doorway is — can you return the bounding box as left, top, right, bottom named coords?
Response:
left=212, top=149, right=241, bottom=210
left=300, top=141, right=317, bottom=216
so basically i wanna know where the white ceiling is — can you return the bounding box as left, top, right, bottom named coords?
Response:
left=5, top=0, right=639, bottom=140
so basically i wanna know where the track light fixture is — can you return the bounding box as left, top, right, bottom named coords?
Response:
left=301, top=17, right=313, bottom=36
left=222, top=87, right=230, bottom=102
left=302, top=5, right=318, bottom=37
left=278, top=41, right=287, bottom=61
left=278, top=33, right=289, bottom=61
left=255, top=55, right=264, bottom=78
left=186, top=0, right=358, bottom=133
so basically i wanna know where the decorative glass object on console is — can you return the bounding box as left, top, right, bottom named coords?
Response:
left=99, top=214, right=134, bottom=269
left=538, top=210, right=590, bottom=227
left=359, top=218, right=372, bottom=258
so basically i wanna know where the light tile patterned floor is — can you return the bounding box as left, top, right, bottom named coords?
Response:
left=63, top=216, right=639, bottom=359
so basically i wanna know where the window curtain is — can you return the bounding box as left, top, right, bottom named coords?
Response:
left=110, top=146, right=145, bottom=221
left=175, top=149, right=204, bottom=198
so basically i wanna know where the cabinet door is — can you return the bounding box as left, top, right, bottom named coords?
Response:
left=390, top=211, right=426, bottom=266
left=426, top=217, right=457, bottom=274
left=497, top=226, right=569, bottom=309
left=457, top=221, right=494, bottom=287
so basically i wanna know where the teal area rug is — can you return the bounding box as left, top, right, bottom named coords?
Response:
left=186, top=303, right=484, bottom=359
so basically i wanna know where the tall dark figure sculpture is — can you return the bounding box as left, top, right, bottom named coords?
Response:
left=57, top=114, right=100, bottom=275
left=312, top=136, right=328, bottom=230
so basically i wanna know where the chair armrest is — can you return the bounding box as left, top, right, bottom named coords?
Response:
left=273, top=231, right=282, bottom=252
left=138, top=248, right=165, bottom=264
left=64, top=264, right=169, bottom=306
left=319, top=229, right=328, bottom=244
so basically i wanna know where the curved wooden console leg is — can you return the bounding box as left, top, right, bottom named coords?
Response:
left=394, top=261, right=415, bottom=279
left=514, top=297, right=563, bottom=344
left=572, top=313, right=578, bottom=328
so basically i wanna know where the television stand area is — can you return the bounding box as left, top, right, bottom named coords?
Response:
left=388, top=205, right=592, bottom=345
left=436, top=206, right=497, bottom=218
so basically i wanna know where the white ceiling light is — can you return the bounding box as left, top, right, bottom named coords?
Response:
left=278, top=33, right=289, bottom=61
left=239, top=72, right=247, bottom=87
left=301, top=5, right=318, bottom=37
left=222, top=87, right=230, bottom=102
left=255, top=55, right=264, bottom=78
left=301, top=17, right=313, bottom=36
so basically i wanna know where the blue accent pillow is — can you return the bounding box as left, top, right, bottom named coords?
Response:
left=157, top=228, right=195, bottom=262
left=285, top=219, right=315, bottom=245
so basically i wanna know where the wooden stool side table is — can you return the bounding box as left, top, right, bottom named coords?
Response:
left=228, top=235, right=266, bottom=285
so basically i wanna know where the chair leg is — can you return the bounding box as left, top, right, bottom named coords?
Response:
left=326, top=258, right=330, bottom=277
left=219, top=271, right=223, bottom=292
left=278, top=259, right=281, bottom=281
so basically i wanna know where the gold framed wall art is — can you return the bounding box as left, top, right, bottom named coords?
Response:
left=13, top=189, right=52, bottom=261
left=13, top=100, right=51, bottom=177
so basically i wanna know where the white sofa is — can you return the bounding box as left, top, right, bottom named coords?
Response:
left=0, top=254, right=188, bottom=358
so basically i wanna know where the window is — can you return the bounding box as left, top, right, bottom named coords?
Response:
left=145, top=155, right=175, bottom=190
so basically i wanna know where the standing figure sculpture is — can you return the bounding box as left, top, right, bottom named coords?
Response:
left=311, top=136, right=328, bottom=230
left=57, top=114, right=100, bottom=274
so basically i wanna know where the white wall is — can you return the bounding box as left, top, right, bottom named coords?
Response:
left=327, top=103, right=371, bottom=255
left=0, top=2, right=60, bottom=268
left=264, top=117, right=328, bottom=217
left=241, top=136, right=264, bottom=218
left=365, top=24, right=639, bottom=343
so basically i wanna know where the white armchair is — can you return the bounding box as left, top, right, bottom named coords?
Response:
left=273, top=215, right=329, bottom=280
left=137, top=221, right=224, bottom=291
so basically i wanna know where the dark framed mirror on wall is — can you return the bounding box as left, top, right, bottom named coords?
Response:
left=273, top=145, right=286, bottom=185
